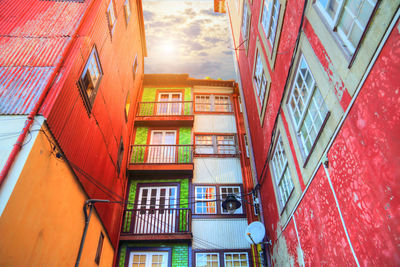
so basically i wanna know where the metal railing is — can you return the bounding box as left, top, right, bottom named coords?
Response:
left=130, top=144, right=193, bottom=164
left=194, top=103, right=232, bottom=112
left=136, top=101, right=193, bottom=116
left=122, top=208, right=191, bottom=235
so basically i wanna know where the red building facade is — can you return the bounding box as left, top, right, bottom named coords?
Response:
left=226, top=0, right=400, bottom=265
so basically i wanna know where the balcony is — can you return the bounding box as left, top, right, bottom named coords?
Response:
left=121, top=208, right=192, bottom=241
left=135, top=101, right=194, bottom=126
left=128, top=144, right=194, bottom=175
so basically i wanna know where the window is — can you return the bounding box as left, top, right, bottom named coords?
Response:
left=194, top=94, right=232, bottom=112
left=253, top=50, right=269, bottom=111
left=78, top=47, right=103, bottom=112
left=157, top=92, right=182, bottom=115
left=124, top=0, right=131, bottom=24
left=196, top=253, right=219, bottom=267
left=94, top=232, right=104, bottom=265
left=244, top=134, right=249, bottom=158
left=224, top=252, right=249, bottom=267
left=195, top=251, right=250, bottom=267
left=315, top=0, right=377, bottom=55
left=194, top=185, right=243, bottom=215
left=116, top=138, right=124, bottom=173
left=132, top=55, right=138, bottom=81
left=128, top=251, right=169, bottom=267
left=107, top=0, right=116, bottom=36
left=270, top=134, right=294, bottom=209
left=125, top=91, right=131, bottom=120
left=220, top=186, right=242, bottom=214
left=241, top=1, right=251, bottom=50
left=195, top=134, right=236, bottom=155
left=261, top=0, right=281, bottom=49
left=195, top=186, right=216, bottom=214
left=287, top=56, right=329, bottom=158
left=148, top=130, right=177, bottom=163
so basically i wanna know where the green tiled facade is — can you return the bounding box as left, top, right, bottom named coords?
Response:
left=142, top=87, right=192, bottom=102
left=123, top=178, right=189, bottom=232
left=119, top=242, right=189, bottom=267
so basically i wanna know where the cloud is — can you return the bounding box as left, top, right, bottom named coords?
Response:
left=182, top=23, right=202, bottom=37
left=143, top=10, right=155, bottom=20
left=182, top=7, right=197, bottom=16
left=198, top=51, right=208, bottom=56
left=199, top=9, right=224, bottom=17
left=204, top=36, right=224, bottom=44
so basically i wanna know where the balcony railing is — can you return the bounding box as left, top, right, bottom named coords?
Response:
left=136, top=101, right=193, bottom=117
left=130, top=145, right=193, bottom=164
left=122, top=208, right=191, bottom=235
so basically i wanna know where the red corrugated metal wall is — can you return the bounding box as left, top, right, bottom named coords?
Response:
left=42, top=0, right=145, bottom=246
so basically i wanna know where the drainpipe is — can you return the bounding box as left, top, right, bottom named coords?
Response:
left=75, top=199, right=111, bottom=267
left=0, top=0, right=98, bottom=188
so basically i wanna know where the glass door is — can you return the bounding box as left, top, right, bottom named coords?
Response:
left=148, top=130, right=176, bottom=163
left=157, top=92, right=182, bottom=115
left=134, top=186, right=178, bottom=234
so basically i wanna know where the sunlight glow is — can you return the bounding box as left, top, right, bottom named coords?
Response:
left=161, top=40, right=176, bottom=54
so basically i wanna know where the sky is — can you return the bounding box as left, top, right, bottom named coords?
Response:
left=143, top=0, right=237, bottom=80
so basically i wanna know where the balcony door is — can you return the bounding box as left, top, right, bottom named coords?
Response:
left=157, top=92, right=182, bottom=115
left=128, top=251, right=169, bottom=267
left=134, top=186, right=178, bottom=234
left=148, top=130, right=176, bottom=163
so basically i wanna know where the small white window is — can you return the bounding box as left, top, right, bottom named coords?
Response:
left=244, top=134, right=249, bottom=158
left=224, top=252, right=249, bottom=267
left=261, top=0, right=281, bottom=49
left=271, top=134, right=294, bottom=209
left=220, top=186, right=243, bottom=214
left=78, top=47, right=103, bottom=111
left=128, top=251, right=168, bottom=267
left=288, top=56, right=329, bottom=157
left=195, top=135, right=236, bottom=155
left=195, top=186, right=216, bottom=214
left=107, top=0, right=117, bottom=35
left=253, top=50, right=269, bottom=110
left=316, top=0, right=377, bottom=54
left=195, top=94, right=231, bottom=112
left=124, top=0, right=131, bottom=24
left=241, top=1, right=251, bottom=50
left=196, top=253, right=220, bottom=267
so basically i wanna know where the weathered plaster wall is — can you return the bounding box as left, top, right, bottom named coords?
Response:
left=0, top=127, right=114, bottom=266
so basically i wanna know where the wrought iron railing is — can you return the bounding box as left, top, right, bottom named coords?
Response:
left=130, top=145, right=193, bottom=164
left=136, top=101, right=193, bottom=116
left=122, top=208, right=191, bottom=235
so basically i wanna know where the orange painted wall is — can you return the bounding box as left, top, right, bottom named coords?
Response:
left=0, top=125, right=114, bottom=266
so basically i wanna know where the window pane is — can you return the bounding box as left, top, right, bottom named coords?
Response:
left=195, top=187, right=216, bottom=214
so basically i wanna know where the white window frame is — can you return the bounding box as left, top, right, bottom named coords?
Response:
left=315, top=0, right=377, bottom=55
left=195, top=94, right=232, bottom=112
left=253, top=49, right=269, bottom=111
left=220, top=186, right=243, bottom=214
left=196, top=253, right=220, bottom=267
left=270, top=133, right=294, bottom=210
left=195, top=134, right=237, bottom=155
left=241, top=0, right=251, bottom=51
left=287, top=55, right=329, bottom=158
left=194, top=186, right=217, bottom=214
left=78, top=47, right=103, bottom=112
left=261, top=0, right=281, bottom=49
left=224, top=252, right=249, bottom=267
left=128, top=251, right=169, bottom=267
left=124, top=0, right=131, bottom=24
left=244, top=134, right=249, bottom=158
left=107, top=0, right=117, bottom=36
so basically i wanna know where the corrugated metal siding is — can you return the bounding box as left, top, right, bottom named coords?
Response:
left=0, top=0, right=88, bottom=115
left=193, top=158, right=243, bottom=183
left=194, top=115, right=237, bottom=133
left=192, top=219, right=251, bottom=249
left=0, top=67, right=54, bottom=114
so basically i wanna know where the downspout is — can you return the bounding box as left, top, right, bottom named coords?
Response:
left=0, top=0, right=98, bottom=187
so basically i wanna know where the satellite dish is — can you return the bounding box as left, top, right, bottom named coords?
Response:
left=245, top=221, right=265, bottom=244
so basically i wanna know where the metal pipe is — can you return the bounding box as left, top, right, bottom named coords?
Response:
left=75, top=199, right=110, bottom=267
